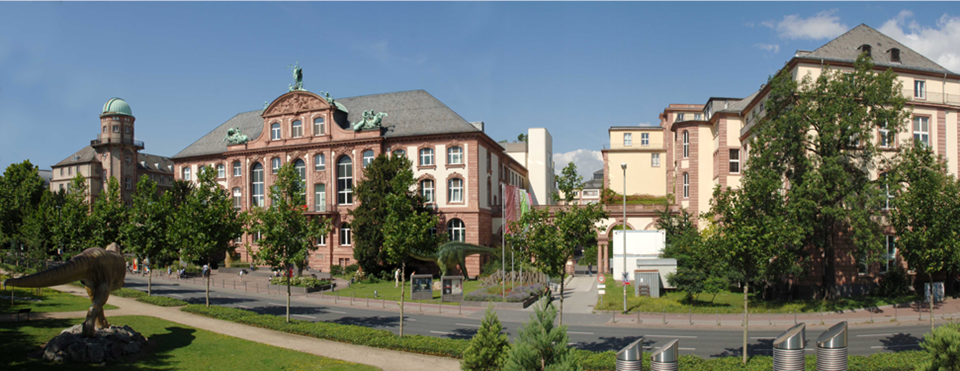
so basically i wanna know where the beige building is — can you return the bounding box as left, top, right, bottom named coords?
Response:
left=603, top=126, right=668, bottom=198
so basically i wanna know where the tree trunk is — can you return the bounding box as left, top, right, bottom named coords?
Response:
left=399, top=262, right=405, bottom=337
left=821, top=225, right=837, bottom=301
left=148, top=264, right=152, bottom=296
left=286, top=268, right=291, bottom=323
left=742, top=282, right=749, bottom=365
left=559, top=271, right=565, bottom=325
left=930, top=272, right=935, bottom=333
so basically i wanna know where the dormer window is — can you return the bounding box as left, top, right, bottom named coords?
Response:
left=859, top=44, right=872, bottom=59
left=889, top=48, right=901, bottom=63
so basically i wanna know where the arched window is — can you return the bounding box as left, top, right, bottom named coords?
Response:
left=337, top=156, right=353, bottom=205
left=232, top=161, right=241, bottom=177
left=294, top=159, right=306, bottom=182
left=682, top=131, right=689, bottom=158
left=419, top=148, right=434, bottom=166
left=363, top=150, right=374, bottom=168
left=449, top=178, right=463, bottom=203
left=393, top=150, right=405, bottom=158
left=340, top=223, right=352, bottom=246
left=682, top=172, right=689, bottom=198
left=182, top=167, right=191, bottom=181
left=420, top=179, right=434, bottom=203
left=272, top=158, right=281, bottom=174
left=216, top=164, right=225, bottom=178
left=314, top=154, right=325, bottom=171
left=447, top=146, right=463, bottom=165
left=447, top=219, right=465, bottom=242
left=291, top=120, right=303, bottom=138
left=270, top=123, right=281, bottom=140
left=251, top=163, right=264, bottom=207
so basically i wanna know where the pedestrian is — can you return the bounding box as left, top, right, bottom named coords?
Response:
left=394, top=268, right=400, bottom=288
left=167, top=267, right=172, bottom=277
left=238, top=269, right=245, bottom=281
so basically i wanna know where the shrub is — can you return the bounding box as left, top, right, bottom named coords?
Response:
left=330, top=265, right=344, bottom=276
left=268, top=276, right=331, bottom=287
left=343, top=264, right=359, bottom=277
left=503, top=297, right=581, bottom=371
left=872, top=267, right=912, bottom=299
left=137, top=295, right=188, bottom=307
left=917, top=323, right=960, bottom=371
left=462, top=305, right=510, bottom=371
left=465, top=283, right=545, bottom=303
left=112, top=288, right=146, bottom=298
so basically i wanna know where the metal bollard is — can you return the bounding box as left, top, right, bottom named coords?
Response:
left=616, top=337, right=643, bottom=371
left=816, top=322, right=848, bottom=371
left=773, top=323, right=805, bottom=371
left=651, top=339, right=679, bottom=371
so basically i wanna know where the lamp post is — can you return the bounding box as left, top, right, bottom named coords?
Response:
left=56, top=205, right=62, bottom=260
left=621, top=163, right=627, bottom=314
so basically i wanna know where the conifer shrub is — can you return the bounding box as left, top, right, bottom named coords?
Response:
left=503, top=297, right=582, bottom=371
left=918, top=322, right=960, bottom=371
left=462, top=304, right=510, bottom=371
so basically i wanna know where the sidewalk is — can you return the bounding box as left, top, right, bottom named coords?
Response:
left=14, top=284, right=460, bottom=371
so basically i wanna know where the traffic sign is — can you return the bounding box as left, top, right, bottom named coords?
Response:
left=597, top=284, right=606, bottom=289
left=598, top=289, right=606, bottom=295
left=597, top=275, right=606, bottom=284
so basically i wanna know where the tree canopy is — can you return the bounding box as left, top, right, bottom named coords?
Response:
left=90, top=177, right=127, bottom=249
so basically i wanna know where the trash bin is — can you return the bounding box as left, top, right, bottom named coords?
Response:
left=616, top=337, right=643, bottom=371
left=773, top=323, right=805, bottom=371
left=650, top=339, right=679, bottom=371
left=816, top=322, right=848, bottom=371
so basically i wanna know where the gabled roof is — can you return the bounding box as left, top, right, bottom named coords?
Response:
left=797, top=24, right=955, bottom=75
left=54, top=146, right=99, bottom=167
left=173, top=90, right=480, bottom=160
left=137, top=152, right=174, bottom=173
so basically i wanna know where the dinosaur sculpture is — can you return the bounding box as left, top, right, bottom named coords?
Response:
left=411, top=241, right=495, bottom=278
left=3, top=243, right=126, bottom=337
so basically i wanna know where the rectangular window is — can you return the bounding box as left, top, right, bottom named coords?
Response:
left=729, top=149, right=740, bottom=173
left=914, top=80, right=926, bottom=99
left=316, top=235, right=326, bottom=246
left=315, top=154, right=325, bottom=171
left=217, top=164, right=225, bottom=179
left=449, top=179, right=463, bottom=203
left=233, top=188, right=242, bottom=209
left=913, top=116, right=929, bottom=146
left=125, top=126, right=130, bottom=134
left=676, top=113, right=685, bottom=122
left=291, top=120, right=303, bottom=138
left=314, top=184, right=326, bottom=212
left=694, top=113, right=702, bottom=120
left=623, top=133, right=632, bottom=146
left=113, top=125, right=119, bottom=133
left=447, top=147, right=463, bottom=165
left=233, top=162, right=241, bottom=177
left=314, top=117, right=325, bottom=136
left=884, top=235, right=896, bottom=272
left=879, top=121, right=892, bottom=148
left=857, top=254, right=868, bottom=275
left=651, top=153, right=660, bottom=167
left=641, top=133, right=649, bottom=146
left=420, top=149, right=434, bottom=166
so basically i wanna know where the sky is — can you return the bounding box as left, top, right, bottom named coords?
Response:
left=1, top=2, right=958, bottom=179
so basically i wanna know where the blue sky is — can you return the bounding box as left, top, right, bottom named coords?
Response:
left=1, top=2, right=958, bottom=178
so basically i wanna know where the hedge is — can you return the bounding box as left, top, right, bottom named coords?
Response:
left=180, top=304, right=926, bottom=370
left=111, top=287, right=188, bottom=307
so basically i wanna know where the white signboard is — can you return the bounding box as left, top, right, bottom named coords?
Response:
left=598, top=289, right=606, bottom=295
left=612, top=230, right=666, bottom=282
left=597, top=284, right=606, bottom=289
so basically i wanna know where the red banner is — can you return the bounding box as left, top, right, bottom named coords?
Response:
left=504, top=184, right=521, bottom=234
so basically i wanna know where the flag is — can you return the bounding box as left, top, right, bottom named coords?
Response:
left=504, top=185, right=532, bottom=234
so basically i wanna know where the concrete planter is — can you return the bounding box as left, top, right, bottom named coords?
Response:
left=267, top=284, right=332, bottom=294
left=461, top=295, right=539, bottom=309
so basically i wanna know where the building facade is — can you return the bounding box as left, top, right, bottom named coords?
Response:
left=172, top=89, right=547, bottom=276
left=50, top=98, right=174, bottom=204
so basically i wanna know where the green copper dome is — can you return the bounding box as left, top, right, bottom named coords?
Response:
left=101, top=97, right=133, bottom=117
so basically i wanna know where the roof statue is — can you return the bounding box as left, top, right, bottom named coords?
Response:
left=288, top=61, right=304, bottom=92
left=410, top=241, right=495, bottom=278
left=352, top=110, right=388, bottom=131
left=321, top=91, right=349, bottom=112
left=3, top=243, right=126, bottom=337
left=223, top=127, right=249, bottom=145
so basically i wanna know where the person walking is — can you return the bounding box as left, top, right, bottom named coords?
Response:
left=394, top=268, right=400, bottom=288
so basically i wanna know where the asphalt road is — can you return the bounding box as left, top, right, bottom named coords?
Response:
left=122, top=276, right=931, bottom=359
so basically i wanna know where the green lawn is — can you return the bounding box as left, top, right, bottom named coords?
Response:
left=594, top=274, right=920, bottom=314
left=2, top=275, right=118, bottom=314
left=0, top=315, right=380, bottom=371
left=324, top=279, right=485, bottom=305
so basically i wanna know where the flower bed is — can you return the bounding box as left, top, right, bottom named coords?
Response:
left=464, top=283, right=545, bottom=303
left=268, top=276, right=331, bottom=288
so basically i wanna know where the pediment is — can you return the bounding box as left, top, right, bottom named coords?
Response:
left=263, top=92, right=330, bottom=118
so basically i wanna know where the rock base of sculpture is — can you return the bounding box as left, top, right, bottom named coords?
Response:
left=42, top=324, right=147, bottom=363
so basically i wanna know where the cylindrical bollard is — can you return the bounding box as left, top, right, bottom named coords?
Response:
left=773, top=322, right=805, bottom=371
left=616, top=337, right=643, bottom=371
left=650, top=339, right=679, bottom=371
left=816, top=321, right=848, bottom=371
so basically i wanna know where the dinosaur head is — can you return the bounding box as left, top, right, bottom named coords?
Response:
left=106, top=242, right=120, bottom=253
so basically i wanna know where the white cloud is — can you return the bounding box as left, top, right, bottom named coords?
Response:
left=879, top=11, right=960, bottom=73
left=755, top=43, right=781, bottom=54
left=553, top=149, right=603, bottom=180
left=766, top=10, right=849, bottom=40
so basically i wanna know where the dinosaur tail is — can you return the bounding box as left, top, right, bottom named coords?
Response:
left=3, top=254, right=92, bottom=288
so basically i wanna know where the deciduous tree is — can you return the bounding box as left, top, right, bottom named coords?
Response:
left=123, top=176, right=175, bottom=296
left=54, top=175, right=92, bottom=257
left=0, top=160, right=46, bottom=252
left=90, top=177, right=127, bottom=249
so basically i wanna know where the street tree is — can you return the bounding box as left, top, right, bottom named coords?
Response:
left=0, top=160, right=47, bottom=254
left=708, top=165, right=805, bottom=364
left=887, top=143, right=960, bottom=332
left=90, top=177, right=127, bottom=249
left=247, top=162, right=331, bottom=322
left=54, top=175, right=93, bottom=257
left=749, top=54, right=910, bottom=299
left=170, top=166, right=244, bottom=307
left=123, top=175, right=175, bottom=296
left=18, top=190, right=57, bottom=269
left=350, top=154, right=423, bottom=276
left=381, top=155, right=444, bottom=337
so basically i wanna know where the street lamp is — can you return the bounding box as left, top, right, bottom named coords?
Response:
left=621, top=163, right=627, bottom=314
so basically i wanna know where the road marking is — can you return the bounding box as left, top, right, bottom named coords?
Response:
left=238, top=306, right=252, bottom=309
left=857, top=333, right=896, bottom=337
left=872, top=344, right=919, bottom=349
left=645, top=334, right=697, bottom=339
left=568, top=331, right=594, bottom=335
left=294, top=314, right=317, bottom=319
left=269, top=302, right=285, bottom=306
left=328, top=310, right=347, bottom=314
left=679, top=347, right=696, bottom=351
left=750, top=337, right=775, bottom=340
left=169, top=294, right=184, bottom=298
left=407, top=318, right=417, bottom=321
left=430, top=331, right=454, bottom=335
left=456, top=323, right=480, bottom=327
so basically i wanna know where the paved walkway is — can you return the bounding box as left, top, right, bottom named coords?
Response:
left=5, top=283, right=459, bottom=371
left=562, top=275, right=598, bottom=314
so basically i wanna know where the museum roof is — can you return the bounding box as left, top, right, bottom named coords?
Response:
left=796, top=24, right=956, bottom=76
left=53, top=146, right=172, bottom=173
left=173, top=90, right=480, bottom=159
left=53, top=146, right=99, bottom=167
